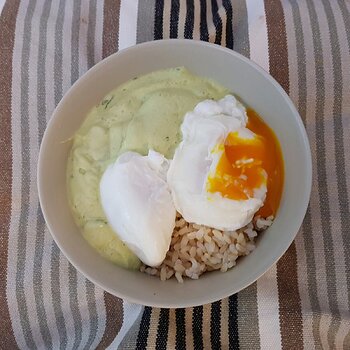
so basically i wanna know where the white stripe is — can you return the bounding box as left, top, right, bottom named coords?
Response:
left=246, top=0, right=269, bottom=71
left=106, top=302, right=143, bottom=349
left=256, top=265, right=282, bottom=350
left=247, top=2, right=281, bottom=348
left=118, top=0, right=138, bottom=50
left=7, top=0, right=28, bottom=347
left=0, top=0, right=6, bottom=16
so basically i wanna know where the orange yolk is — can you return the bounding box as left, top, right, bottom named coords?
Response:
left=206, top=108, right=284, bottom=217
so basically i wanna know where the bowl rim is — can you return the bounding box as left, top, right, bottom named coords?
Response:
left=38, top=39, right=312, bottom=307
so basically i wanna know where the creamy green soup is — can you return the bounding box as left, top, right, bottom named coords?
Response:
left=67, top=67, right=230, bottom=269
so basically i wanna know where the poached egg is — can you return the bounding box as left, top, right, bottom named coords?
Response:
left=167, top=95, right=267, bottom=231
left=100, top=150, right=176, bottom=267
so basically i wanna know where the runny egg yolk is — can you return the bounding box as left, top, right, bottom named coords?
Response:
left=207, top=109, right=284, bottom=217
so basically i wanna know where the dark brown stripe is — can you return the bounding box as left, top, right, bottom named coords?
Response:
left=264, top=1, right=303, bottom=349
left=96, top=293, right=123, bottom=349
left=0, top=1, right=21, bottom=349
left=99, top=1, right=124, bottom=346
left=264, top=0, right=289, bottom=93
left=102, top=0, right=120, bottom=58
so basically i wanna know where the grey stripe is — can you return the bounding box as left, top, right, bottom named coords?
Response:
left=68, top=263, right=82, bottom=349
left=87, top=0, right=97, bottom=69
left=51, top=244, right=67, bottom=350
left=54, top=0, right=65, bottom=106
left=34, top=0, right=54, bottom=347
left=288, top=0, right=306, bottom=121
left=333, top=1, right=350, bottom=345
left=306, top=0, right=340, bottom=346
left=69, top=1, right=85, bottom=348
left=287, top=0, right=322, bottom=346
left=52, top=0, right=68, bottom=347
left=231, top=0, right=250, bottom=57
left=35, top=207, right=53, bottom=348
left=321, top=0, right=348, bottom=346
left=118, top=307, right=144, bottom=350
left=84, top=280, right=99, bottom=350
left=335, top=0, right=350, bottom=310
left=71, top=0, right=82, bottom=85
left=82, top=2, right=100, bottom=347
left=136, top=0, right=156, bottom=43
left=237, top=283, right=260, bottom=350
left=16, top=0, right=38, bottom=348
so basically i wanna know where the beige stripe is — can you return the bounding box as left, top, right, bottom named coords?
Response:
left=78, top=0, right=90, bottom=76
left=146, top=307, right=160, bottom=349
left=335, top=321, right=350, bottom=350
left=218, top=0, right=226, bottom=48
left=192, top=0, right=201, bottom=40
left=166, top=309, right=176, bottom=348
left=220, top=297, right=229, bottom=348
left=202, top=303, right=211, bottom=348
left=62, top=0, right=73, bottom=92
left=206, top=0, right=215, bottom=43
left=185, top=308, right=194, bottom=350
left=94, top=0, right=103, bottom=63
left=162, top=0, right=171, bottom=39
left=320, top=316, right=332, bottom=350
left=178, top=0, right=187, bottom=38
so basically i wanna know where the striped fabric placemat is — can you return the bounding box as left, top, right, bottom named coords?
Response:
left=0, top=0, right=349, bottom=349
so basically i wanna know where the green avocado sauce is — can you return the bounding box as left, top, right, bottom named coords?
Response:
left=67, top=67, right=229, bottom=269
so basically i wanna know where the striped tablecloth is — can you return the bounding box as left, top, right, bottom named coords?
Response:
left=1, top=0, right=349, bottom=349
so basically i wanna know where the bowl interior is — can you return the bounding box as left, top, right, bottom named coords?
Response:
left=38, top=40, right=311, bottom=308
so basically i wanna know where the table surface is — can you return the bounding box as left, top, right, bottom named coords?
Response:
left=0, top=0, right=350, bottom=349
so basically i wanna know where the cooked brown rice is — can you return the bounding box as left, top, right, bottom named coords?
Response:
left=140, top=213, right=273, bottom=283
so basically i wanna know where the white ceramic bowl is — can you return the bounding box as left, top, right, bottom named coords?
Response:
left=38, top=39, right=311, bottom=308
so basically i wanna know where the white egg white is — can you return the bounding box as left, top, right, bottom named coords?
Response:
left=100, top=150, right=176, bottom=267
